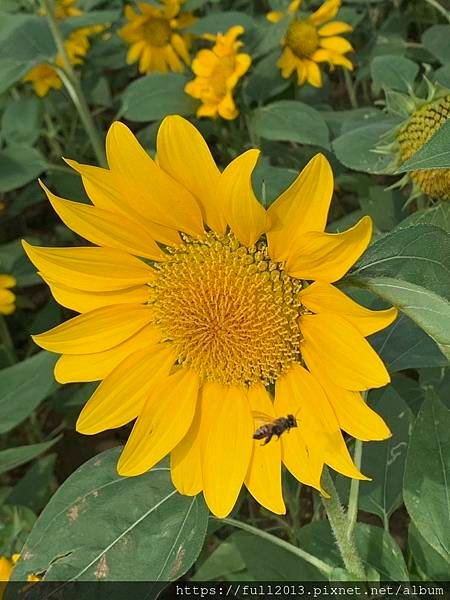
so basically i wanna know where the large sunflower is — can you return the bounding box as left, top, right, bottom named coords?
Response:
left=24, top=116, right=396, bottom=518
left=119, top=1, right=194, bottom=74
left=268, top=0, right=353, bottom=87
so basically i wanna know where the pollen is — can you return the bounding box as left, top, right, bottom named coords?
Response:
left=149, top=233, right=305, bottom=386
left=286, top=20, right=320, bottom=59
left=397, top=94, right=450, bottom=201
left=144, top=17, right=172, bottom=47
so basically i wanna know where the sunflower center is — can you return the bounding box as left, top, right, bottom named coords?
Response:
left=397, top=94, right=450, bottom=200
left=286, top=20, right=319, bottom=58
left=149, top=232, right=304, bottom=386
left=144, top=17, right=172, bottom=47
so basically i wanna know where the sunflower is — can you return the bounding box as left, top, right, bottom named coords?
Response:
left=379, top=84, right=450, bottom=201
left=185, top=26, right=251, bottom=120
left=23, top=29, right=91, bottom=97
left=268, top=0, right=353, bottom=87
left=0, top=275, right=16, bottom=316
left=119, top=1, right=194, bottom=74
left=24, top=116, right=396, bottom=518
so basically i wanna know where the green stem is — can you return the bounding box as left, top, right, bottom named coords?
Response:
left=41, top=0, right=106, bottom=167
left=344, top=69, right=358, bottom=109
left=219, top=517, right=333, bottom=578
left=424, top=0, right=450, bottom=22
left=322, top=469, right=366, bottom=579
left=347, top=439, right=362, bottom=537
left=0, top=316, right=16, bottom=364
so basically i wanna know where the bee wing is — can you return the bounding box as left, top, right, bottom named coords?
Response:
left=251, top=410, right=273, bottom=426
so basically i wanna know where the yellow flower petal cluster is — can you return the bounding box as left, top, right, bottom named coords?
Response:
left=25, top=116, right=396, bottom=518
left=397, top=93, right=450, bottom=201
left=119, top=1, right=194, bottom=74
left=269, top=0, right=353, bottom=87
left=185, top=26, right=251, bottom=120
left=0, top=275, right=16, bottom=315
left=24, top=0, right=104, bottom=97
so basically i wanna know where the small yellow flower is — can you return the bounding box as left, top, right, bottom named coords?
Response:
left=24, top=116, right=396, bottom=518
left=0, top=275, right=16, bottom=316
left=119, top=1, right=194, bottom=74
left=269, top=0, right=353, bottom=87
left=185, top=26, right=251, bottom=120
left=397, top=93, right=450, bottom=201
left=23, top=29, right=90, bottom=97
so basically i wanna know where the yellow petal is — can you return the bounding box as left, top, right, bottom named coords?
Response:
left=117, top=369, right=199, bottom=476
left=33, top=304, right=154, bottom=354
left=171, top=390, right=204, bottom=496
left=54, top=326, right=161, bottom=383
left=218, top=149, right=268, bottom=247
left=267, top=10, right=284, bottom=22
left=77, top=345, right=175, bottom=434
left=43, top=276, right=149, bottom=314
left=318, top=21, right=352, bottom=36
left=40, top=182, right=164, bottom=261
left=245, top=384, right=285, bottom=515
left=106, top=121, right=204, bottom=236
left=202, top=383, right=253, bottom=518
left=308, top=0, right=341, bottom=25
left=320, top=375, right=391, bottom=441
left=156, top=115, right=224, bottom=233
left=0, top=289, right=15, bottom=305
left=276, top=364, right=368, bottom=480
left=267, top=154, right=333, bottom=262
left=0, top=275, right=16, bottom=288
left=64, top=159, right=181, bottom=247
left=285, top=216, right=372, bottom=282
left=300, top=313, right=391, bottom=390
left=22, top=242, right=155, bottom=292
left=305, top=59, right=322, bottom=88
left=288, top=0, right=302, bottom=13
left=320, top=36, right=353, bottom=54
left=299, top=282, right=398, bottom=336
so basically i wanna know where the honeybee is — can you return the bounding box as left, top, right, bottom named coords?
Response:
left=252, top=412, right=299, bottom=445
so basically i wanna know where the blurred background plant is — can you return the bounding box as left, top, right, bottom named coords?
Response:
left=0, top=0, right=449, bottom=591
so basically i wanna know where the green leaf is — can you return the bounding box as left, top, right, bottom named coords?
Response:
left=192, top=541, right=246, bottom=581
left=404, top=392, right=450, bottom=564
left=120, top=73, right=197, bottom=122
left=0, top=352, right=58, bottom=434
left=0, top=505, right=36, bottom=556
left=370, top=55, right=419, bottom=93
left=370, top=312, right=447, bottom=372
left=12, top=448, right=208, bottom=583
left=409, top=523, right=450, bottom=581
left=0, top=438, right=60, bottom=476
left=244, top=51, right=290, bottom=102
left=5, top=455, right=56, bottom=513
left=398, top=203, right=450, bottom=233
left=360, top=277, right=450, bottom=360
left=332, top=115, right=399, bottom=173
left=337, top=387, right=413, bottom=524
left=1, top=98, right=42, bottom=145
left=396, top=118, right=450, bottom=171
left=422, top=25, right=450, bottom=64
left=251, top=101, right=330, bottom=149
left=187, top=11, right=254, bottom=35
left=0, top=146, right=47, bottom=193
left=0, top=59, right=35, bottom=95
left=60, top=10, right=120, bottom=34
left=349, top=224, right=450, bottom=299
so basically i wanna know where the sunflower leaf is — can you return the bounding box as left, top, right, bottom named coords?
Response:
left=10, top=448, right=208, bottom=585
left=403, top=391, right=450, bottom=564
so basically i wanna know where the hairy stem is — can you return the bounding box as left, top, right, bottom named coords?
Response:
left=347, top=439, right=363, bottom=537
left=41, top=0, right=106, bottom=166
left=344, top=69, right=359, bottom=109
left=322, top=469, right=366, bottom=579
left=424, top=0, right=450, bottom=22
